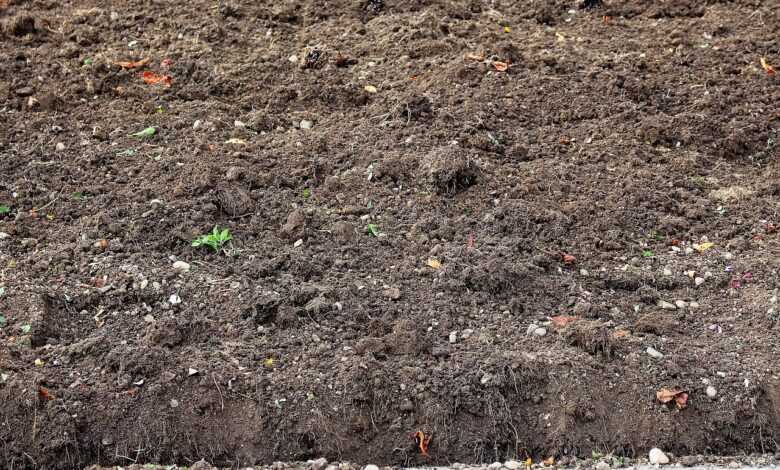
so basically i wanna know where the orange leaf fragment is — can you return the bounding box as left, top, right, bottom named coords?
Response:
left=142, top=71, right=173, bottom=87
left=656, top=388, right=688, bottom=409
left=413, top=431, right=432, bottom=457
left=760, top=57, right=777, bottom=75
left=492, top=61, right=509, bottom=72
left=38, top=386, right=56, bottom=401
left=562, top=253, right=576, bottom=265
left=551, top=315, right=578, bottom=328
left=114, top=58, right=150, bottom=69
left=543, top=457, right=555, bottom=466
left=465, top=52, right=486, bottom=62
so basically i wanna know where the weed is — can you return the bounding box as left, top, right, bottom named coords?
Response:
left=366, top=224, right=380, bottom=237
left=0, top=205, right=10, bottom=215
left=192, top=226, right=232, bottom=253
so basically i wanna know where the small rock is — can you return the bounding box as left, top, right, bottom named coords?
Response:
left=722, top=252, right=734, bottom=260
left=662, top=268, right=672, bottom=276
left=190, top=459, right=216, bottom=470
left=383, top=287, right=401, bottom=300
left=14, top=86, right=34, bottom=97
left=649, top=448, right=669, bottom=465
left=480, top=374, right=492, bottom=385
left=172, top=260, right=191, bottom=273
left=694, top=277, right=705, bottom=286
left=596, top=461, right=610, bottom=470
left=674, top=300, right=688, bottom=309
left=533, top=327, right=547, bottom=337
left=689, top=301, right=699, bottom=309
left=170, top=398, right=179, bottom=408
left=169, top=294, right=182, bottom=305
left=300, top=119, right=314, bottom=129
left=188, top=368, right=198, bottom=376
left=461, top=328, right=474, bottom=339
left=488, top=463, right=503, bottom=470
left=143, top=314, right=155, bottom=323
left=657, top=300, right=677, bottom=310
left=706, top=385, right=717, bottom=399
left=431, top=346, right=450, bottom=358
left=293, top=238, right=304, bottom=248
left=526, top=323, right=539, bottom=336
left=364, top=465, right=379, bottom=470
left=449, top=331, right=458, bottom=343
left=505, top=461, right=522, bottom=470
left=0, top=232, right=10, bottom=240
left=684, top=247, right=694, bottom=255
left=646, top=346, right=664, bottom=359
left=55, top=142, right=66, bottom=152
left=310, top=457, right=328, bottom=470
left=101, top=436, right=114, bottom=446
left=681, top=456, right=698, bottom=467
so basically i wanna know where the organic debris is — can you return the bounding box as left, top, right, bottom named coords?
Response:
left=114, top=58, right=150, bottom=69
left=656, top=387, right=689, bottom=409
left=551, top=315, right=579, bottom=328
left=142, top=71, right=173, bottom=87
left=413, top=431, right=432, bottom=457
left=760, top=57, right=777, bottom=75
left=38, top=386, right=55, bottom=401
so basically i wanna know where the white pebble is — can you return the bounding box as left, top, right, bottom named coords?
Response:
left=649, top=448, right=670, bottom=465
left=646, top=346, right=664, bottom=359
left=674, top=300, right=688, bottom=309
left=169, top=293, right=182, bottom=305
left=706, top=385, right=717, bottom=398
left=299, top=120, right=313, bottom=130
left=695, top=277, right=705, bottom=286
left=449, top=331, right=457, bottom=343
left=172, top=260, right=191, bottom=273
left=505, top=461, right=521, bottom=470
left=533, top=327, right=547, bottom=337
left=55, top=142, right=66, bottom=152
left=662, top=268, right=672, bottom=276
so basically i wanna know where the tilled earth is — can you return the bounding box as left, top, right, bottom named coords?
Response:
left=1, top=0, right=780, bottom=469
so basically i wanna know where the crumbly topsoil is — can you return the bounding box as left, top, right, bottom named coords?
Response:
left=1, top=0, right=779, bottom=469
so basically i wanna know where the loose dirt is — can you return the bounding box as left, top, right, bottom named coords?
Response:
left=1, top=0, right=779, bottom=469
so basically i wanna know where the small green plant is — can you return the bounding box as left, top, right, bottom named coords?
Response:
left=0, top=205, right=10, bottom=215
left=366, top=224, right=380, bottom=237
left=192, top=226, right=232, bottom=253
left=642, top=250, right=655, bottom=258
left=302, top=188, right=312, bottom=199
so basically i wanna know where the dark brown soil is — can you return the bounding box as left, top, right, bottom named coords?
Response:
left=1, top=0, right=780, bottom=468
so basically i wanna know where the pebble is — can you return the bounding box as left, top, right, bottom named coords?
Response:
left=662, top=268, right=672, bottom=276
left=488, top=463, right=503, bottom=469
left=480, top=374, right=492, bottom=385
left=461, top=329, right=474, bottom=339
left=526, top=324, right=539, bottom=336
left=695, top=277, right=705, bottom=286
left=55, top=142, right=66, bottom=152
left=533, top=327, right=547, bottom=337
left=310, top=457, right=328, bottom=470
left=169, top=293, right=182, bottom=305
left=172, top=260, right=191, bottom=273
left=674, top=300, right=688, bottom=309
left=383, top=287, right=401, bottom=300
left=649, top=448, right=670, bottom=465
left=364, top=465, right=379, bottom=470
left=722, top=252, right=734, bottom=260
left=300, top=120, right=313, bottom=129
left=505, top=461, right=522, bottom=470
left=684, top=247, right=694, bottom=255
left=689, top=301, right=699, bottom=308
left=596, top=461, right=610, bottom=470
left=706, top=385, right=718, bottom=398
left=449, top=331, right=458, bottom=343
left=294, top=239, right=304, bottom=247
left=658, top=300, right=677, bottom=310
left=646, top=346, right=664, bottom=359
left=170, top=399, right=179, bottom=408
left=681, top=456, right=698, bottom=467
left=0, top=232, right=9, bottom=239
left=143, top=314, right=155, bottom=323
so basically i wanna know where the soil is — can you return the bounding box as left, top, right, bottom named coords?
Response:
left=1, top=0, right=779, bottom=469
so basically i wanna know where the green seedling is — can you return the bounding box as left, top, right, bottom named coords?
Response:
left=21, top=324, right=31, bottom=334
left=192, top=226, right=232, bottom=253
left=0, top=315, right=5, bottom=327
left=131, top=127, right=156, bottom=138
left=0, top=205, right=10, bottom=215
left=642, top=250, right=655, bottom=258
left=116, top=148, right=137, bottom=157
left=83, top=58, right=93, bottom=66
left=302, top=188, right=311, bottom=199
left=366, top=224, right=380, bottom=237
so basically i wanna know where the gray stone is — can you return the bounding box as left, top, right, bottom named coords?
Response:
left=646, top=346, right=664, bottom=359
left=649, top=448, right=670, bottom=465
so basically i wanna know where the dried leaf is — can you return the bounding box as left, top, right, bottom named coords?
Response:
left=427, top=258, right=442, bottom=269
left=492, top=61, right=509, bottom=72
left=224, top=138, right=247, bottom=145
left=465, top=52, right=485, bottom=62
left=142, top=70, right=173, bottom=87
left=674, top=392, right=689, bottom=409
left=562, top=253, right=576, bottom=265
left=657, top=387, right=688, bottom=409
left=114, top=58, right=150, bottom=69
left=693, top=242, right=714, bottom=253
left=551, top=315, right=579, bottom=328
left=543, top=457, right=555, bottom=466
left=38, top=386, right=55, bottom=401
left=131, top=127, right=156, bottom=138
left=413, top=431, right=432, bottom=456
left=760, top=57, right=777, bottom=75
